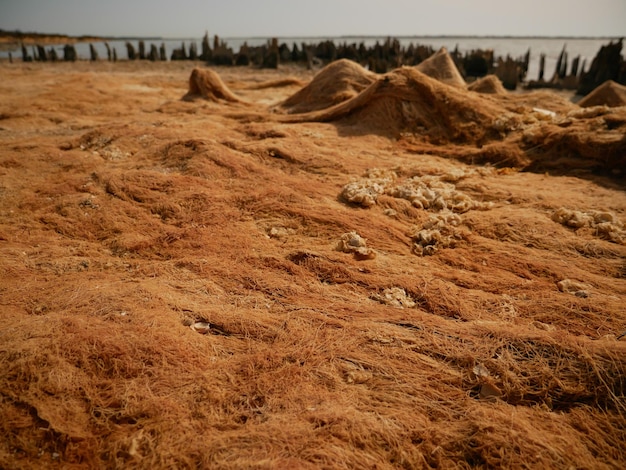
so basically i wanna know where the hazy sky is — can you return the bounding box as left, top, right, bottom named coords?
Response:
left=1, top=0, right=625, bottom=38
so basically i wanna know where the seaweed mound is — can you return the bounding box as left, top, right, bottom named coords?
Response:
left=414, top=47, right=466, bottom=89
left=283, top=66, right=517, bottom=144
left=278, top=49, right=465, bottom=116
left=184, top=68, right=242, bottom=102
left=468, top=75, right=507, bottom=95
left=279, top=59, right=376, bottom=114
left=578, top=80, right=626, bottom=108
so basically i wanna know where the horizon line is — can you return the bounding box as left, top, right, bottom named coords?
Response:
left=1, top=29, right=623, bottom=42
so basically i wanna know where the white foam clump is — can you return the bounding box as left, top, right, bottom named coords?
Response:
left=371, top=287, right=416, bottom=308
left=411, top=212, right=464, bottom=256
left=340, top=168, right=490, bottom=256
left=388, top=175, right=491, bottom=213
left=336, top=231, right=376, bottom=260
left=340, top=168, right=396, bottom=207
left=552, top=208, right=625, bottom=244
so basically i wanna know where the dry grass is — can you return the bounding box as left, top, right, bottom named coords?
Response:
left=1, top=59, right=625, bottom=469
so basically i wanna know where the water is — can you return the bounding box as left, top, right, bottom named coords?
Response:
left=2, top=36, right=616, bottom=82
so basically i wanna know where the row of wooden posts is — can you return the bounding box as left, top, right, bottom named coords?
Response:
left=10, top=33, right=625, bottom=95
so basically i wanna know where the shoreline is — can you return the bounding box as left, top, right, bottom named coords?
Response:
left=0, top=31, right=107, bottom=50
left=0, top=57, right=582, bottom=98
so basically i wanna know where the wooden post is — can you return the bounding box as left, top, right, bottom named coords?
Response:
left=523, top=48, right=530, bottom=75
left=553, top=45, right=566, bottom=81
left=559, top=50, right=568, bottom=78
left=149, top=44, right=159, bottom=61
left=189, top=42, right=198, bottom=60
left=63, top=44, right=77, bottom=61
left=89, top=44, right=99, bottom=61
left=262, top=38, right=279, bottom=69
left=201, top=32, right=211, bottom=61
left=126, top=42, right=136, bottom=60
left=37, top=45, right=47, bottom=61
left=570, top=55, right=580, bottom=77
left=495, top=56, right=519, bottom=90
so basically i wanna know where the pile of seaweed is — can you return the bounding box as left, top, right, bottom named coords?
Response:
left=266, top=50, right=626, bottom=175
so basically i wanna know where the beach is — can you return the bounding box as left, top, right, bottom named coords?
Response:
left=1, top=58, right=625, bottom=468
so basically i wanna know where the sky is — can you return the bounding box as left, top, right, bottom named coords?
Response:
left=1, top=0, right=625, bottom=39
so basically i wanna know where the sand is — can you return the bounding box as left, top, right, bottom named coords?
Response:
left=1, top=58, right=625, bottom=469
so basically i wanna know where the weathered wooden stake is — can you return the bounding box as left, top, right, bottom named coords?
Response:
left=89, top=43, right=99, bottom=61
left=538, top=53, right=545, bottom=81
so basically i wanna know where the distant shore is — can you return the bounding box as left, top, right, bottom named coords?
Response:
left=0, top=30, right=107, bottom=50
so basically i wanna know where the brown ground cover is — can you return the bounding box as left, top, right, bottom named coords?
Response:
left=1, top=58, right=625, bottom=469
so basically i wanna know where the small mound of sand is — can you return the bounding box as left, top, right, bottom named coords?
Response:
left=414, top=47, right=466, bottom=89
left=468, top=75, right=507, bottom=94
left=577, top=80, right=626, bottom=108
left=279, top=59, right=376, bottom=114
left=184, top=68, right=243, bottom=102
